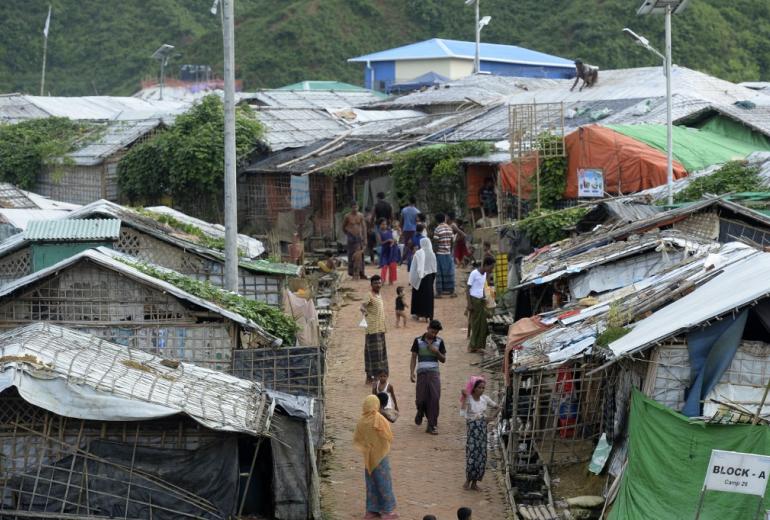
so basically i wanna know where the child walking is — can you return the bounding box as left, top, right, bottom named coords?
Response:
left=395, top=286, right=408, bottom=328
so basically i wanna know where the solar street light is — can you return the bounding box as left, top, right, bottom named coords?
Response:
left=622, top=28, right=664, bottom=61
left=637, top=0, right=690, bottom=15
left=635, top=0, right=689, bottom=206
left=464, top=0, right=482, bottom=74
left=479, top=16, right=491, bottom=29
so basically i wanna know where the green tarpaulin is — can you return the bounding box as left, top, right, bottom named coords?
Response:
left=607, top=124, right=770, bottom=172
left=609, top=389, right=770, bottom=519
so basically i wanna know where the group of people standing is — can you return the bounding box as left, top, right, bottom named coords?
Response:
left=353, top=218, right=500, bottom=518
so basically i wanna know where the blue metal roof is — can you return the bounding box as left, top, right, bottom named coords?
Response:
left=349, top=38, right=573, bottom=68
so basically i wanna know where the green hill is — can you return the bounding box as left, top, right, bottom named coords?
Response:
left=1, top=0, right=769, bottom=96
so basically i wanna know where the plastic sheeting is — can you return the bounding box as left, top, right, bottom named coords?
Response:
left=609, top=390, right=770, bottom=520
left=10, top=438, right=239, bottom=519
left=271, top=413, right=320, bottom=519
left=609, top=123, right=770, bottom=173
left=565, top=125, right=688, bottom=198
left=568, top=249, right=685, bottom=298
left=0, top=371, right=181, bottom=422
left=682, top=310, right=748, bottom=417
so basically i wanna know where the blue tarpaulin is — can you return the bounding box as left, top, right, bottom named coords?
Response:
left=682, top=309, right=748, bottom=417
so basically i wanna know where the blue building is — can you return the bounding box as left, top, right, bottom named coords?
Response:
left=348, top=38, right=575, bottom=92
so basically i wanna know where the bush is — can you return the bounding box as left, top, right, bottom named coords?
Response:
left=118, top=95, right=264, bottom=220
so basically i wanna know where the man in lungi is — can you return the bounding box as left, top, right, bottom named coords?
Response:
left=361, top=275, right=388, bottom=385
left=467, top=256, right=496, bottom=352
left=410, top=319, right=446, bottom=435
left=344, top=201, right=367, bottom=279
left=433, top=213, right=456, bottom=297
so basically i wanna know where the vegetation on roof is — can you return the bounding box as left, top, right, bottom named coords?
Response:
left=672, top=161, right=763, bottom=203
left=118, top=96, right=264, bottom=221
left=0, top=118, right=96, bottom=189
left=118, top=259, right=298, bottom=346
left=516, top=206, right=590, bottom=248
left=136, top=208, right=228, bottom=252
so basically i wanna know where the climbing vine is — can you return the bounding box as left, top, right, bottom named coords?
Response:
left=390, top=141, right=493, bottom=210
left=118, top=95, right=264, bottom=221
left=0, top=118, right=96, bottom=189
left=516, top=206, right=589, bottom=247
left=324, top=152, right=387, bottom=178
left=535, top=133, right=568, bottom=210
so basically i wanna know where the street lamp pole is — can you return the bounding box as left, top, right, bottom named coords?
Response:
left=222, top=0, right=239, bottom=293
left=474, top=0, right=480, bottom=74
left=665, top=4, right=673, bottom=205
left=465, top=0, right=481, bottom=74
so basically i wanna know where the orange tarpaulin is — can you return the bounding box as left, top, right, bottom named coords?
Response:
left=466, top=164, right=492, bottom=208
left=466, top=156, right=538, bottom=208
left=499, top=154, right=537, bottom=198
left=564, top=124, right=688, bottom=198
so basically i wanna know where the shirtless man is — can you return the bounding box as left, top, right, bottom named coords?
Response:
left=343, top=201, right=367, bottom=279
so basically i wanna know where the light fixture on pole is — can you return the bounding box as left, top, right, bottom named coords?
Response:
left=464, top=0, right=481, bottom=74
left=633, top=0, right=689, bottom=206
left=151, top=44, right=175, bottom=101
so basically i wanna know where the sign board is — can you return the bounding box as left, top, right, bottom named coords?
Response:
left=577, top=168, right=604, bottom=198
left=703, top=450, right=770, bottom=497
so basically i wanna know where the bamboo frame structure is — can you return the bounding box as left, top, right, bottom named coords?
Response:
left=504, top=361, right=606, bottom=510
left=0, top=391, right=244, bottom=519
left=508, top=103, right=565, bottom=218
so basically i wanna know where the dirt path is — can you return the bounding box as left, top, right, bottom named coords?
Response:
left=321, top=264, right=510, bottom=520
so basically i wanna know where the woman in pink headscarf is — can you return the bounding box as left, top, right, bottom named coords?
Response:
left=460, top=376, right=499, bottom=490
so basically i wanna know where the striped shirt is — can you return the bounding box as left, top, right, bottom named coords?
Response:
left=434, top=223, right=453, bottom=255
left=411, top=335, right=446, bottom=373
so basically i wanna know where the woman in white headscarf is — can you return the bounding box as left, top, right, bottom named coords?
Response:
left=409, top=237, right=437, bottom=321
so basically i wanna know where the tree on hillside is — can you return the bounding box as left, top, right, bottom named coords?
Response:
left=117, top=95, right=263, bottom=221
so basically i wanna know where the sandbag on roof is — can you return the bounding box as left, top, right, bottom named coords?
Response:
left=608, top=123, right=770, bottom=172
left=565, top=125, right=688, bottom=198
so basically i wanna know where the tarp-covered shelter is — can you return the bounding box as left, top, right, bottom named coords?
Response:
left=0, top=323, right=274, bottom=519
left=608, top=123, right=770, bottom=172
left=565, top=124, right=689, bottom=198
left=609, top=390, right=770, bottom=520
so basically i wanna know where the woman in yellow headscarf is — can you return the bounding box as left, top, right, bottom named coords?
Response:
left=353, top=394, right=398, bottom=519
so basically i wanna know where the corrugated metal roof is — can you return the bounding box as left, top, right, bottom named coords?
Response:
left=349, top=38, right=574, bottom=68
left=278, top=81, right=384, bottom=94
left=247, top=89, right=382, bottom=109
left=609, top=246, right=770, bottom=358
left=0, top=323, right=272, bottom=436
left=24, top=218, right=121, bottom=241
left=254, top=108, right=351, bottom=150
left=68, top=119, right=162, bottom=166
left=0, top=209, right=70, bottom=231
left=511, top=242, right=757, bottom=370
left=504, top=66, right=770, bottom=106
